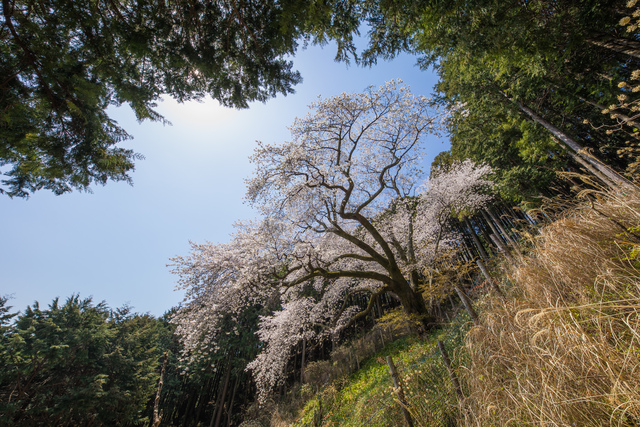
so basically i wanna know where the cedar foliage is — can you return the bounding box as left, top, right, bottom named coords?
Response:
left=0, top=0, right=360, bottom=197
left=0, top=296, right=167, bottom=426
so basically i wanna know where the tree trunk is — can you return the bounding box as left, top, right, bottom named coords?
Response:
left=505, top=94, right=634, bottom=190
left=195, top=379, right=213, bottom=426
left=437, top=340, right=464, bottom=400
left=313, top=385, right=323, bottom=427
left=587, top=35, right=640, bottom=60
left=564, top=142, right=620, bottom=189
left=465, top=217, right=489, bottom=261
left=225, top=374, right=240, bottom=427
left=487, top=207, right=520, bottom=253
left=386, top=356, right=414, bottom=427
left=393, top=284, right=427, bottom=315
left=481, top=209, right=506, bottom=246
left=475, top=215, right=496, bottom=256
left=427, top=227, right=445, bottom=289
left=390, top=279, right=435, bottom=332
left=300, top=338, right=306, bottom=384
left=153, top=352, right=169, bottom=427
left=476, top=258, right=504, bottom=297
left=376, top=295, right=383, bottom=318
left=181, top=387, right=197, bottom=427
left=454, top=285, right=480, bottom=325
left=210, top=356, right=233, bottom=427
left=489, top=233, right=513, bottom=260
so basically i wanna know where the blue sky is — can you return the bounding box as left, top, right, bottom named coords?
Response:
left=1, top=45, right=449, bottom=316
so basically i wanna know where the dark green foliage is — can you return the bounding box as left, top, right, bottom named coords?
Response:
left=0, top=0, right=362, bottom=197
left=0, top=296, right=19, bottom=410
left=157, top=304, right=263, bottom=427
left=355, top=0, right=640, bottom=203
left=0, top=294, right=264, bottom=426
left=427, top=1, right=636, bottom=201
left=0, top=295, right=17, bottom=329
left=0, top=296, right=165, bottom=426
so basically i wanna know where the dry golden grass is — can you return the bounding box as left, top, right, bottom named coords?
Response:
left=463, top=189, right=640, bottom=426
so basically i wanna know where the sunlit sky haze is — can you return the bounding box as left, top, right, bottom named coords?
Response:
left=1, top=44, right=449, bottom=316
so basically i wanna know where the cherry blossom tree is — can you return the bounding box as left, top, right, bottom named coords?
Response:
left=171, top=82, right=494, bottom=401
left=244, top=81, right=444, bottom=317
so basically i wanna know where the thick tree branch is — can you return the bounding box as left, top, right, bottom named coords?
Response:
left=287, top=267, right=395, bottom=288
left=340, top=211, right=401, bottom=272
left=328, top=224, right=389, bottom=268
left=334, top=286, right=388, bottom=331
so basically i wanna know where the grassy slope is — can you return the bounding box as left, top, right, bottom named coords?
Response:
left=294, top=315, right=470, bottom=427
left=462, top=190, right=640, bottom=426
left=282, top=190, right=640, bottom=427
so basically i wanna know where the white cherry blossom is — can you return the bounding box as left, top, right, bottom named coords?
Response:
left=171, top=82, right=493, bottom=401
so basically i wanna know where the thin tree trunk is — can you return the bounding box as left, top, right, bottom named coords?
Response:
left=454, top=285, right=480, bottom=325
left=461, top=241, right=476, bottom=262
left=427, top=227, right=444, bottom=289
left=475, top=215, right=496, bottom=256
left=497, top=205, right=518, bottom=232
left=481, top=209, right=506, bottom=246
left=240, top=377, right=251, bottom=413
left=490, top=233, right=513, bottom=260
left=564, top=141, right=620, bottom=188
left=504, top=93, right=634, bottom=190
left=437, top=340, right=464, bottom=400
left=587, top=35, right=640, bottom=60
left=153, top=352, right=169, bottom=427
left=486, top=208, right=521, bottom=254
left=195, top=379, right=214, bottom=426
left=181, top=383, right=198, bottom=427
left=300, top=338, right=306, bottom=384
left=313, top=386, right=323, bottom=427
left=465, top=217, right=489, bottom=261
left=225, top=374, right=240, bottom=427
left=460, top=228, right=480, bottom=261
left=386, top=356, right=414, bottom=427
left=210, top=356, right=233, bottom=427
left=476, top=258, right=504, bottom=297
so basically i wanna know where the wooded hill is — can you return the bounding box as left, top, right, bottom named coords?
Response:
left=2, top=0, right=640, bottom=426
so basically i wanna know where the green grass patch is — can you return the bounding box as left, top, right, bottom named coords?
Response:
left=295, top=314, right=471, bottom=427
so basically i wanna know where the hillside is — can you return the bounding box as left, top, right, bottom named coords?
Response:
left=245, top=187, right=640, bottom=427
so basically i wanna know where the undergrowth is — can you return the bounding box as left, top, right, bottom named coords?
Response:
left=243, top=188, right=640, bottom=426
left=463, top=188, right=640, bottom=426
left=294, top=314, right=471, bottom=427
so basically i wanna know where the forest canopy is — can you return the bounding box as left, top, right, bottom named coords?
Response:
left=2, top=0, right=638, bottom=198
left=0, top=0, right=360, bottom=197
